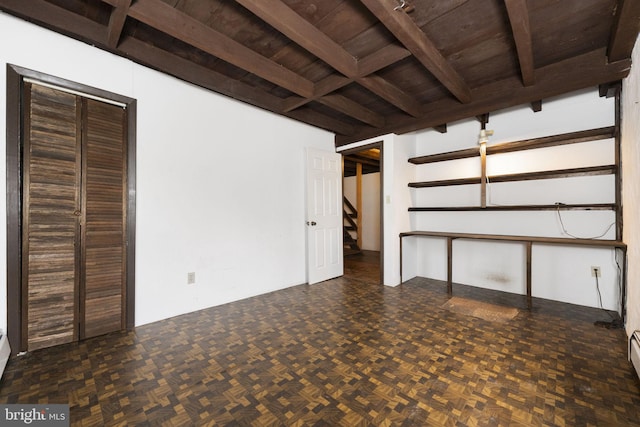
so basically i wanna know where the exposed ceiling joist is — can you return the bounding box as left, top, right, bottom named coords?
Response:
left=1, top=0, right=638, bottom=145
left=358, top=74, right=423, bottom=117
left=357, top=44, right=412, bottom=76
left=126, top=0, right=316, bottom=98
left=359, top=0, right=472, bottom=103
left=608, top=0, right=640, bottom=62
left=504, top=0, right=535, bottom=86
left=235, top=0, right=420, bottom=124
left=235, top=0, right=358, bottom=77
left=318, top=94, right=386, bottom=127
left=106, top=0, right=131, bottom=48
left=337, top=48, right=631, bottom=145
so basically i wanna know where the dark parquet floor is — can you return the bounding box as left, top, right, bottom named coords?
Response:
left=2, top=250, right=640, bottom=426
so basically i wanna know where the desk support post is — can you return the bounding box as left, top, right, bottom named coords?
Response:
left=399, top=236, right=403, bottom=284
left=526, top=241, right=532, bottom=309
left=447, top=237, right=453, bottom=295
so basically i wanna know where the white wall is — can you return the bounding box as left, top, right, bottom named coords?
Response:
left=409, top=90, right=621, bottom=310
left=343, top=172, right=381, bottom=251
left=622, top=35, right=640, bottom=338
left=0, top=12, right=335, bottom=331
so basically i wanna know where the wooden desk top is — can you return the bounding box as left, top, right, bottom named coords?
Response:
left=399, top=231, right=626, bottom=249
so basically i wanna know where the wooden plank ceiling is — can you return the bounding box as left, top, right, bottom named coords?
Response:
left=2, top=0, right=639, bottom=146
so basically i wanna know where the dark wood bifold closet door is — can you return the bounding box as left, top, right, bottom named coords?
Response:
left=82, top=99, right=126, bottom=339
left=22, top=83, right=127, bottom=351
left=23, top=84, right=81, bottom=351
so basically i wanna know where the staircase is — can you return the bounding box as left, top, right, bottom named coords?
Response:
left=343, top=196, right=361, bottom=256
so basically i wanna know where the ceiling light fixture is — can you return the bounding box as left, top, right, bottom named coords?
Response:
left=394, top=0, right=415, bottom=13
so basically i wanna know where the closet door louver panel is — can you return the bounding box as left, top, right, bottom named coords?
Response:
left=23, top=84, right=80, bottom=350
left=82, top=99, right=126, bottom=339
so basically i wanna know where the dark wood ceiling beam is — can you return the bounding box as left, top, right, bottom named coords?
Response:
left=433, top=124, right=448, bottom=133
left=608, top=0, right=640, bottom=62
left=344, top=155, right=379, bottom=167
left=504, top=0, right=535, bottom=86
left=357, top=44, right=412, bottom=75
left=285, top=109, right=356, bottom=136
left=336, top=48, right=631, bottom=145
left=283, top=45, right=413, bottom=114
left=234, top=0, right=357, bottom=77
left=359, top=0, right=472, bottom=103
left=318, top=94, right=386, bottom=128
left=0, top=0, right=285, bottom=113
left=235, top=0, right=420, bottom=124
left=0, top=0, right=109, bottom=44
left=283, top=75, right=351, bottom=112
left=106, top=0, right=132, bottom=48
left=357, top=74, right=423, bottom=117
left=355, top=149, right=381, bottom=161
left=117, top=37, right=285, bottom=111
left=531, top=100, right=542, bottom=112
left=122, top=0, right=315, bottom=98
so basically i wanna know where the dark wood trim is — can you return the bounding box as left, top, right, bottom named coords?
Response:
left=408, top=127, right=616, bottom=164
left=6, top=65, right=23, bottom=353
left=409, top=204, right=617, bottom=212
left=125, top=100, right=137, bottom=330
left=5, top=64, right=137, bottom=355
left=16, top=79, right=29, bottom=351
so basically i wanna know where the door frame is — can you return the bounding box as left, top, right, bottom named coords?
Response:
left=340, top=142, right=384, bottom=284
left=6, top=64, right=137, bottom=355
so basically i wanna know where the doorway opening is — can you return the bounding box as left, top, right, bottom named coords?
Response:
left=341, top=143, right=383, bottom=284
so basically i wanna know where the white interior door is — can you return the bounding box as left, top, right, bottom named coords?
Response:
left=306, top=148, right=343, bottom=284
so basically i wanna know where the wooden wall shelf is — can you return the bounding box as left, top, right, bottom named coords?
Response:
left=409, top=203, right=617, bottom=212
left=408, top=165, right=616, bottom=188
left=408, top=127, right=616, bottom=165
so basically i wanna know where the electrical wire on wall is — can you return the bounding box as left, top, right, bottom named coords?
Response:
left=593, top=265, right=624, bottom=329
left=555, top=203, right=615, bottom=239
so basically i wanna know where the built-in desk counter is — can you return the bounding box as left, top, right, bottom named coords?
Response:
left=399, top=231, right=627, bottom=310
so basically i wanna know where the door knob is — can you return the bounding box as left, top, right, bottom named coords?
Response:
left=306, top=221, right=317, bottom=226
left=73, top=210, right=81, bottom=216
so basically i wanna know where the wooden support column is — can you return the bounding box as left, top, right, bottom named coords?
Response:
left=356, top=162, right=363, bottom=249
left=478, top=114, right=489, bottom=208
left=399, top=235, right=403, bottom=283
left=480, top=142, right=487, bottom=208
left=526, top=241, right=532, bottom=309
left=614, top=84, right=623, bottom=241
left=447, top=237, right=453, bottom=294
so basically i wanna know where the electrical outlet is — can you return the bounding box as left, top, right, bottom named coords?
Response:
left=591, top=266, right=601, bottom=278
left=187, top=272, right=196, bottom=284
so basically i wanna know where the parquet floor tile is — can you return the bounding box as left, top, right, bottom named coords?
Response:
left=1, top=251, right=639, bottom=426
